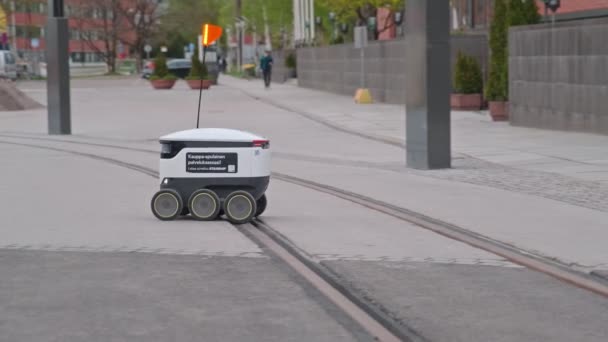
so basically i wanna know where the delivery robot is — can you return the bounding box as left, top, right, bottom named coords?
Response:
left=151, top=128, right=270, bottom=224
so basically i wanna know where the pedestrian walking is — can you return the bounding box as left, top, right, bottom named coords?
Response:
left=260, top=50, right=273, bottom=88
left=221, top=57, right=227, bottom=73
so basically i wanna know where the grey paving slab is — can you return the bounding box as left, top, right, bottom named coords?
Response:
left=271, top=158, right=608, bottom=270
left=0, top=143, right=260, bottom=256
left=264, top=178, right=510, bottom=266
left=327, top=260, right=608, bottom=342
left=0, top=250, right=362, bottom=342
left=7, top=77, right=608, bottom=272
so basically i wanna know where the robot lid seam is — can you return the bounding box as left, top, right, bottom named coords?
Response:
left=160, top=128, right=267, bottom=142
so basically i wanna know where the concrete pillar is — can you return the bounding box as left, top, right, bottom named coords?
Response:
left=405, top=0, right=451, bottom=169
left=46, top=0, right=71, bottom=135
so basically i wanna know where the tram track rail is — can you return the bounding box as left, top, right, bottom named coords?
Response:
left=2, top=134, right=608, bottom=296
left=2, top=135, right=608, bottom=281
left=0, top=136, right=416, bottom=341
left=2, top=134, right=608, bottom=338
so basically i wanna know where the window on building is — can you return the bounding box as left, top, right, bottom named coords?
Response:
left=70, top=29, right=80, bottom=40
left=451, top=0, right=470, bottom=30
left=450, top=0, right=494, bottom=31
left=473, top=0, right=493, bottom=29
left=84, top=52, right=103, bottom=63
left=71, top=52, right=85, bottom=63
left=5, top=52, right=15, bottom=65
left=15, top=3, right=27, bottom=12
left=16, top=26, right=43, bottom=39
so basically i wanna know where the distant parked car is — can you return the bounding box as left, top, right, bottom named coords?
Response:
left=142, top=55, right=219, bottom=82
left=142, top=60, right=154, bottom=79
left=0, top=50, right=17, bottom=81
left=167, top=59, right=191, bottom=79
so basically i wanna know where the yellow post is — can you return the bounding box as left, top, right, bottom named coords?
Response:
left=354, top=88, right=373, bottom=104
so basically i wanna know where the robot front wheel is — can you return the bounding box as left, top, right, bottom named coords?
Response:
left=151, top=189, right=183, bottom=221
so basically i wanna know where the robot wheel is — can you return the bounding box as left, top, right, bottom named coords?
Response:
left=188, top=189, right=221, bottom=221
left=223, top=191, right=257, bottom=224
left=151, top=189, right=183, bottom=221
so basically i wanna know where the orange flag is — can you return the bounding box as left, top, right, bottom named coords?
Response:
left=202, top=24, right=222, bottom=46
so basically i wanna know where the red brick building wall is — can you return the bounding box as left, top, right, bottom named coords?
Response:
left=536, top=0, right=608, bottom=14
left=9, top=0, right=135, bottom=62
left=449, top=0, right=608, bottom=32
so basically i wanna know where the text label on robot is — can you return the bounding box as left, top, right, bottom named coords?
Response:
left=186, top=153, right=238, bottom=173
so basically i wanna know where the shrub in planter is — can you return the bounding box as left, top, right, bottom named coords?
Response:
left=452, top=51, right=483, bottom=110
left=485, top=0, right=509, bottom=120
left=149, top=54, right=177, bottom=89
left=285, top=52, right=297, bottom=78
left=486, top=0, right=540, bottom=120
left=185, top=48, right=211, bottom=90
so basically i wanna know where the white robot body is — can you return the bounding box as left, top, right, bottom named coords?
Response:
left=152, top=128, right=271, bottom=223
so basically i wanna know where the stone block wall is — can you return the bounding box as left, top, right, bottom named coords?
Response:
left=509, top=18, right=608, bottom=134
left=296, top=34, right=488, bottom=104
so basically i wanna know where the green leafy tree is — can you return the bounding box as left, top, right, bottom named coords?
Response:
left=318, top=0, right=404, bottom=39
left=509, top=0, right=540, bottom=26
left=522, top=0, right=541, bottom=24
left=160, top=0, right=222, bottom=54
left=454, top=52, right=483, bottom=94
left=218, top=0, right=293, bottom=49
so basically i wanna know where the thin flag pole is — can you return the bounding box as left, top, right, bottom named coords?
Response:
left=196, top=44, right=207, bottom=129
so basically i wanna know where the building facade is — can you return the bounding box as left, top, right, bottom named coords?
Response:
left=450, top=0, right=608, bottom=32
left=1, top=0, right=139, bottom=65
left=292, top=0, right=315, bottom=46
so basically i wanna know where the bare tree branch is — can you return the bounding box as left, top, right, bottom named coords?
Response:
left=116, top=0, right=163, bottom=72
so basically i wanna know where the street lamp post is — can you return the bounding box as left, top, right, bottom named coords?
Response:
left=46, top=0, right=71, bottom=135
left=394, top=11, right=403, bottom=37
left=304, top=19, right=310, bottom=44
left=328, top=12, right=336, bottom=42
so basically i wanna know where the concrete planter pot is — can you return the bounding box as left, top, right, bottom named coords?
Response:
left=451, top=93, right=482, bottom=110
left=489, top=101, right=509, bottom=121
left=150, top=79, right=177, bottom=90
left=186, top=79, right=212, bottom=90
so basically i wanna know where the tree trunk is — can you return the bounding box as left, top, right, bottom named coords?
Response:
left=109, top=54, right=116, bottom=73
left=135, top=51, right=143, bottom=73
left=109, top=36, right=117, bottom=74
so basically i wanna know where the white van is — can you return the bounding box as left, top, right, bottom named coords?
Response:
left=0, top=51, right=18, bottom=80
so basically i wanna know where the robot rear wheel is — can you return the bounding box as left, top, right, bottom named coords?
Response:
left=255, top=194, right=267, bottom=217
left=223, top=191, right=257, bottom=224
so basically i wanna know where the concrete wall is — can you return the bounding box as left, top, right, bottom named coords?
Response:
left=509, top=18, right=608, bottom=135
left=296, top=34, right=488, bottom=104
